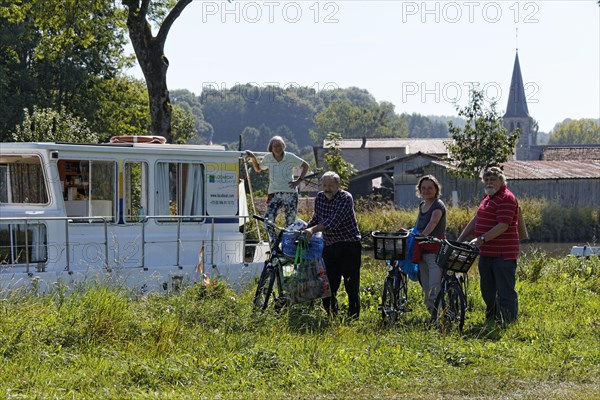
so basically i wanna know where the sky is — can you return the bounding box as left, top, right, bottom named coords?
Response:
left=127, top=0, right=600, bottom=134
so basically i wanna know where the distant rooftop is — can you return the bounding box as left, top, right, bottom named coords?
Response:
left=323, top=138, right=449, bottom=154
left=541, top=145, right=600, bottom=161
left=502, top=160, right=600, bottom=179
left=431, top=160, right=600, bottom=179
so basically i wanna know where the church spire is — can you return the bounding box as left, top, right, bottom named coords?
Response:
left=504, top=51, right=530, bottom=118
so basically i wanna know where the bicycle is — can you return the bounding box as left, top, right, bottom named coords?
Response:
left=371, top=229, right=411, bottom=325
left=415, top=236, right=479, bottom=332
left=252, top=215, right=298, bottom=311
left=252, top=215, right=328, bottom=312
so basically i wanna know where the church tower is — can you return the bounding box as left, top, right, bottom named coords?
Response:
left=503, top=51, right=535, bottom=160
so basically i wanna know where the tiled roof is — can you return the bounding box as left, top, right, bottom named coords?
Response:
left=541, top=146, right=600, bottom=161
left=502, top=160, right=600, bottom=179
left=430, top=160, right=600, bottom=179
left=323, top=138, right=450, bottom=154
left=353, top=152, right=440, bottom=179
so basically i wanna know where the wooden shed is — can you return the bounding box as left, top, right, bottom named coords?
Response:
left=424, top=160, right=600, bottom=207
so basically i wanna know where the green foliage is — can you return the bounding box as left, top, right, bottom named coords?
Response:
left=549, top=118, right=600, bottom=145
left=89, top=75, right=150, bottom=141
left=171, top=88, right=214, bottom=143
left=12, top=105, right=99, bottom=143
left=348, top=197, right=598, bottom=243
left=0, top=0, right=129, bottom=141
left=199, top=84, right=324, bottom=148
left=192, top=85, right=454, bottom=151
left=312, top=100, right=409, bottom=144
left=403, top=112, right=451, bottom=138
left=0, top=255, right=598, bottom=398
left=446, top=89, right=520, bottom=179
left=170, top=104, right=196, bottom=144
left=323, top=132, right=357, bottom=189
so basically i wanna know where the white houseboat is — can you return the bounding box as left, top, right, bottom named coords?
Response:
left=0, top=139, right=265, bottom=293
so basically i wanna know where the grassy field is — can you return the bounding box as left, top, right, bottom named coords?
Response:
left=1, top=249, right=599, bottom=399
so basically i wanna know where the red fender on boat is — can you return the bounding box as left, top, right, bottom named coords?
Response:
left=109, top=135, right=167, bottom=144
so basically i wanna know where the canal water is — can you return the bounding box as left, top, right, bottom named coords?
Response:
left=520, top=242, right=586, bottom=258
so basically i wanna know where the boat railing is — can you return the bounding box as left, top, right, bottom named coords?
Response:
left=0, top=215, right=253, bottom=273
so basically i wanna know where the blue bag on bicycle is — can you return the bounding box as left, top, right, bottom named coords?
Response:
left=400, top=227, right=420, bottom=282
left=284, top=239, right=331, bottom=304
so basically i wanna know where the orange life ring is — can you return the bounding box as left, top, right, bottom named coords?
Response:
left=109, top=135, right=167, bottom=144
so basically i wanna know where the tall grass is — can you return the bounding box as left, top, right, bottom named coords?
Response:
left=1, top=252, right=599, bottom=399
left=308, top=198, right=598, bottom=243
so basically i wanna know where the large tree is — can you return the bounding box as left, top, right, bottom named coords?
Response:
left=0, top=0, right=130, bottom=141
left=446, top=89, right=520, bottom=178
left=548, top=119, right=600, bottom=145
left=122, top=0, right=194, bottom=141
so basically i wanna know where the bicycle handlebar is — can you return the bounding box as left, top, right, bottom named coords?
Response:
left=407, top=230, right=477, bottom=251
left=412, top=233, right=479, bottom=253
left=252, top=214, right=304, bottom=236
left=412, top=235, right=442, bottom=244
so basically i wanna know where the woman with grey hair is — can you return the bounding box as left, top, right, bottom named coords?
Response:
left=246, top=136, right=309, bottom=242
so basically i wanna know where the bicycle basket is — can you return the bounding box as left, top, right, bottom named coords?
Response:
left=372, top=230, right=409, bottom=260
left=436, top=240, right=479, bottom=273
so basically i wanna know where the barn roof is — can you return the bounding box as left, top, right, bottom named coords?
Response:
left=323, top=138, right=449, bottom=154
left=502, top=160, right=600, bottom=179
left=431, top=160, right=600, bottom=180
left=541, top=146, right=600, bottom=161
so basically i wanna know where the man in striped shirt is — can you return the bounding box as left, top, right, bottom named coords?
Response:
left=305, top=171, right=362, bottom=320
left=458, top=166, right=519, bottom=324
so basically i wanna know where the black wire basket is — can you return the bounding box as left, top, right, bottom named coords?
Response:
left=436, top=240, right=480, bottom=273
left=371, top=230, right=409, bottom=260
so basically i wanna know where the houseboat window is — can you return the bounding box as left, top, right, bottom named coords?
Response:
left=0, top=223, right=47, bottom=265
left=58, top=160, right=116, bottom=222
left=0, top=155, right=49, bottom=204
left=124, top=161, right=148, bottom=223
left=156, top=162, right=204, bottom=221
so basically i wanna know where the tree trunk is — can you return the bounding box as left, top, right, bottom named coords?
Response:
left=123, top=0, right=192, bottom=142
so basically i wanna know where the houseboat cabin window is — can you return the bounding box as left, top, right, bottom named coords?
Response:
left=124, top=161, right=148, bottom=223
left=156, top=162, right=204, bottom=222
left=0, top=223, right=47, bottom=265
left=0, top=155, right=49, bottom=204
left=58, top=160, right=116, bottom=222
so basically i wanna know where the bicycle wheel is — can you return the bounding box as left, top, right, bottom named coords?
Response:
left=253, top=263, right=276, bottom=311
left=381, top=277, right=398, bottom=324
left=396, top=272, right=409, bottom=311
left=434, top=283, right=466, bottom=333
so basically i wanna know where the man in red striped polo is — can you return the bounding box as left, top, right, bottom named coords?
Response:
left=458, top=166, right=519, bottom=324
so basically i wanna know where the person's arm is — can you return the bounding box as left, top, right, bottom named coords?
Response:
left=421, top=209, right=442, bottom=236
left=471, top=198, right=515, bottom=246
left=457, top=216, right=476, bottom=242
left=304, top=223, right=326, bottom=239
left=471, top=223, right=509, bottom=247
left=245, top=150, right=262, bottom=173
left=290, top=160, right=309, bottom=188
left=305, top=195, right=321, bottom=238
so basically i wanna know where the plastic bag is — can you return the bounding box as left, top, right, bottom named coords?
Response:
left=283, top=240, right=331, bottom=304
left=400, top=227, right=420, bottom=281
